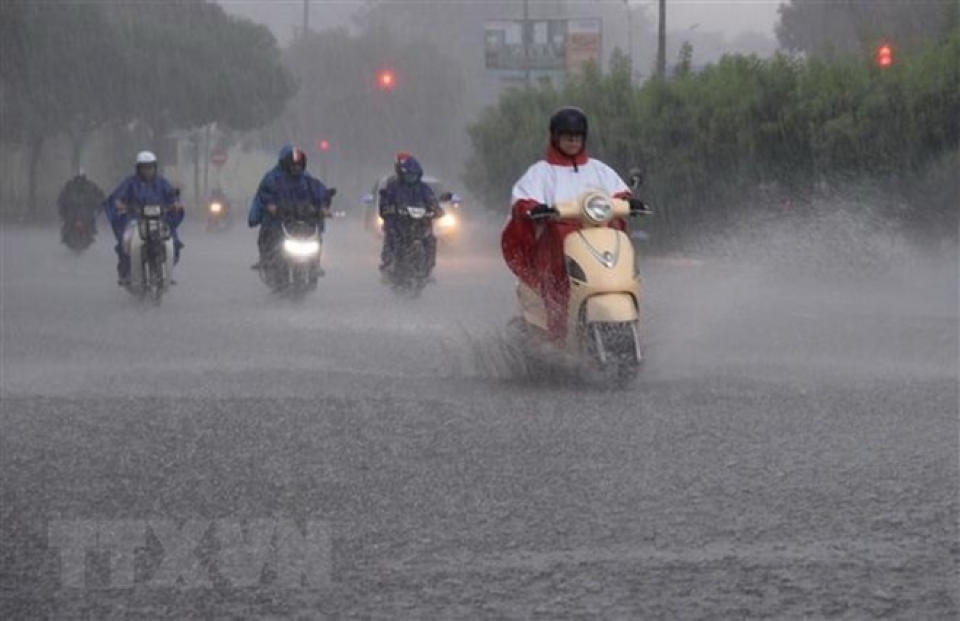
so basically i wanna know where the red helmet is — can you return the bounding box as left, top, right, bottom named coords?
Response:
left=395, top=151, right=414, bottom=176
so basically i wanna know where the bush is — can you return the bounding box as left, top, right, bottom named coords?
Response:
left=465, top=35, right=960, bottom=252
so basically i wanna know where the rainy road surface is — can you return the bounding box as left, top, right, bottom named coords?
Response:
left=1, top=216, right=957, bottom=618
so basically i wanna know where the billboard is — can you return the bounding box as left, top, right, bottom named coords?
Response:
left=484, top=19, right=602, bottom=76
left=566, top=19, right=603, bottom=74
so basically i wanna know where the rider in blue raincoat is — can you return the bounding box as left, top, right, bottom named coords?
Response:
left=378, top=154, right=442, bottom=276
left=248, top=145, right=332, bottom=272
left=104, top=151, right=184, bottom=285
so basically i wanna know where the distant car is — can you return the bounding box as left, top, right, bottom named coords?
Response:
left=361, top=174, right=463, bottom=242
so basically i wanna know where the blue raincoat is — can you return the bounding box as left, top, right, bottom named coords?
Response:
left=248, top=148, right=330, bottom=229
left=378, top=157, right=439, bottom=268
left=104, top=175, right=184, bottom=243
left=378, top=157, right=436, bottom=215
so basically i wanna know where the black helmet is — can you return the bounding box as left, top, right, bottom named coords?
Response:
left=549, top=106, right=588, bottom=139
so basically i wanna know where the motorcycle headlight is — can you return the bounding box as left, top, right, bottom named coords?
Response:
left=583, top=195, right=614, bottom=224
left=283, top=239, right=320, bottom=257
left=437, top=213, right=457, bottom=229
left=210, top=202, right=222, bottom=213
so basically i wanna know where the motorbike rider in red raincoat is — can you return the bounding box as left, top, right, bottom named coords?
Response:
left=501, top=106, right=648, bottom=343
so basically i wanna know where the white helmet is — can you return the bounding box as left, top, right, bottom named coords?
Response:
left=136, top=151, right=157, bottom=165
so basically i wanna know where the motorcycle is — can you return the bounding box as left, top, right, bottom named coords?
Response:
left=205, top=197, right=233, bottom=232
left=258, top=189, right=336, bottom=297
left=383, top=204, right=441, bottom=297
left=125, top=204, right=175, bottom=304
left=434, top=192, right=462, bottom=244
left=508, top=189, right=652, bottom=382
left=61, top=209, right=96, bottom=253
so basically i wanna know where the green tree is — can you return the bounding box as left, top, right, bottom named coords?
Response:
left=108, top=0, right=293, bottom=139
left=465, top=33, right=960, bottom=247
left=675, top=42, right=694, bottom=78
left=0, top=1, right=126, bottom=217
left=0, top=0, right=294, bottom=217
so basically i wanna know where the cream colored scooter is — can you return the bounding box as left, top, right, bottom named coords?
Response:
left=513, top=189, right=651, bottom=380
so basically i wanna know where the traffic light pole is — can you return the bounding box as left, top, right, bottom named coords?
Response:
left=625, top=1, right=634, bottom=83
left=657, top=0, right=666, bottom=78
left=303, top=0, right=310, bottom=37
left=523, top=0, right=531, bottom=87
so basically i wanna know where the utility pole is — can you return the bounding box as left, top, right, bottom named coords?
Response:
left=303, top=0, right=310, bottom=38
left=523, top=0, right=531, bottom=87
left=624, top=0, right=634, bottom=82
left=202, top=124, right=211, bottom=198
left=656, top=0, right=666, bottom=78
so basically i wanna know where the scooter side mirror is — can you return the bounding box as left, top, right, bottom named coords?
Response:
left=628, top=168, right=644, bottom=190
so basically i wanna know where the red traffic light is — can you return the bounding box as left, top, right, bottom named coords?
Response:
left=377, top=69, right=396, bottom=91
left=877, top=43, right=894, bottom=68
left=318, top=139, right=331, bottom=152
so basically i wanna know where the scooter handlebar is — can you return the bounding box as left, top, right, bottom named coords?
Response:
left=527, top=204, right=557, bottom=220
left=628, top=198, right=653, bottom=216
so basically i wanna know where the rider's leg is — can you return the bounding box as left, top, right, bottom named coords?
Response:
left=379, top=218, right=396, bottom=271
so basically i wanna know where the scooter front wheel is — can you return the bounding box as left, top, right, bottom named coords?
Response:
left=147, top=258, right=165, bottom=305
left=585, top=321, right=642, bottom=383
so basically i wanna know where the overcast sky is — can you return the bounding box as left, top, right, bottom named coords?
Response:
left=217, top=1, right=784, bottom=45
left=665, top=1, right=781, bottom=35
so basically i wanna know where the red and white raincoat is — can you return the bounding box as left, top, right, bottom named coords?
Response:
left=502, top=145, right=632, bottom=342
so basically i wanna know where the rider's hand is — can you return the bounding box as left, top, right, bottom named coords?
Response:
left=173, top=204, right=185, bottom=212
left=115, top=202, right=127, bottom=214
left=527, top=203, right=556, bottom=220
left=322, top=208, right=332, bottom=218
left=266, top=204, right=278, bottom=215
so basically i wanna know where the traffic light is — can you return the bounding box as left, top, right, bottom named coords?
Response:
left=377, top=69, right=397, bottom=91
left=876, top=43, right=894, bottom=69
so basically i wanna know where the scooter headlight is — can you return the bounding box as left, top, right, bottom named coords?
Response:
left=210, top=202, right=223, bottom=214
left=583, top=194, right=614, bottom=224
left=283, top=239, right=320, bottom=257
left=436, top=213, right=457, bottom=229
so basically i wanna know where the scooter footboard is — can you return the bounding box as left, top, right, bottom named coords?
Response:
left=585, top=293, right=638, bottom=323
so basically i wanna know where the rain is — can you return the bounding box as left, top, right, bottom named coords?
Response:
left=0, top=0, right=957, bottom=617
